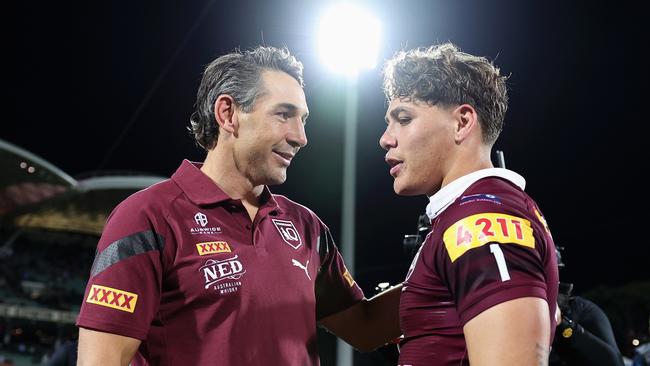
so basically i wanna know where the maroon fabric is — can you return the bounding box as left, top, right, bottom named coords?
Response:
left=77, top=160, right=363, bottom=365
left=398, top=177, right=559, bottom=366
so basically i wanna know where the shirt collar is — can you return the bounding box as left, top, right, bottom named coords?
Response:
left=425, top=168, right=526, bottom=220
left=171, top=159, right=280, bottom=211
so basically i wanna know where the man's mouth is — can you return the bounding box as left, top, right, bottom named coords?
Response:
left=385, top=156, right=403, bottom=177
left=273, top=150, right=295, bottom=166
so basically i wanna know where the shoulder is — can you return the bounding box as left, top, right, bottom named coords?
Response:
left=101, top=179, right=181, bottom=242
left=572, top=296, right=599, bottom=310
left=113, top=178, right=181, bottom=217
left=570, top=296, right=610, bottom=322
left=273, top=194, right=323, bottom=226
left=433, top=177, right=541, bottom=262
left=438, top=177, right=529, bottom=227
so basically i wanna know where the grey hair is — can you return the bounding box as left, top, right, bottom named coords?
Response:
left=189, top=46, right=304, bottom=150
left=383, top=42, right=508, bottom=144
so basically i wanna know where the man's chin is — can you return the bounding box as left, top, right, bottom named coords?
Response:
left=393, top=181, right=423, bottom=196
left=264, top=171, right=287, bottom=186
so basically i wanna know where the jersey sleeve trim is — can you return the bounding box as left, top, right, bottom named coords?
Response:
left=77, top=316, right=149, bottom=341
left=90, top=230, right=165, bottom=277
left=458, top=280, right=548, bottom=326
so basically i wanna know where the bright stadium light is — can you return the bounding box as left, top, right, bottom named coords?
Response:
left=318, top=2, right=381, bottom=75
left=318, top=4, right=381, bottom=366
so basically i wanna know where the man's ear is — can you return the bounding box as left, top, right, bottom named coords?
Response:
left=214, top=95, right=239, bottom=137
left=454, top=104, right=479, bottom=144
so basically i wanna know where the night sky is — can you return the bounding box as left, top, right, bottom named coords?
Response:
left=7, top=0, right=646, bottom=298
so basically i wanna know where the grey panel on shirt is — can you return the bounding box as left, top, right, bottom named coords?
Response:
left=90, top=230, right=164, bottom=277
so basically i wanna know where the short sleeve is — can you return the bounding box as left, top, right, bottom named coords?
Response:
left=314, top=222, right=364, bottom=320
left=436, top=205, right=550, bottom=325
left=76, top=193, right=167, bottom=340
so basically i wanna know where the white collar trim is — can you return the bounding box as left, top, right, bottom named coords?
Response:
left=425, top=168, right=526, bottom=219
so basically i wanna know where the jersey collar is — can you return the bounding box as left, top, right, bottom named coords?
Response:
left=425, top=168, right=526, bottom=220
left=172, top=159, right=280, bottom=211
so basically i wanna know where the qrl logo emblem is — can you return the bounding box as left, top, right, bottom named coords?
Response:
left=195, top=212, right=208, bottom=227
left=272, top=219, right=302, bottom=249
left=86, top=284, right=138, bottom=313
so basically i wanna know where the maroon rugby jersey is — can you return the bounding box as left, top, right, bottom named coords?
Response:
left=398, top=169, right=558, bottom=366
left=77, top=160, right=363, bottom=365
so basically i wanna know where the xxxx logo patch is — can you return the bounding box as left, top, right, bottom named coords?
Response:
left=196, top=241, right=231, bottom=255
left=86, top=284, right=138, bottom=313
left=343, top=269, right=356, bottom=288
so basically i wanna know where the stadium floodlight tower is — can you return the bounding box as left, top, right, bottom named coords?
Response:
left=318, top=3, right=381, bottom=366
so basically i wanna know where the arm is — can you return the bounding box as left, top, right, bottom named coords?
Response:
left=77, top=327, right=141, bottom=366
left=464, top=297, right=551, bottom=366
left=319, top=284, right=402, bottom=352
left=555, top=318, right=624, bottom=366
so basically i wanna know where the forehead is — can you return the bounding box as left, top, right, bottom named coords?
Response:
left=255, top=70, right=308, bottom=113
left=385, top=98, right=448, bottom=120
left=385, top=98, right=420, bottom=118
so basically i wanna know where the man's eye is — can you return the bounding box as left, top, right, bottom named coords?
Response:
left=398, top=117, right=411, bottom=124
left=277, top=112, right=289, bottom=120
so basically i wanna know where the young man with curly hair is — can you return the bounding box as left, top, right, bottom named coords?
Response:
left=380, top=43, right=559, bottom=366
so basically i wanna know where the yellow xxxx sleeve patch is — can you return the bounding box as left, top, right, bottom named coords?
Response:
left=343, top=269, right=356, bottom=287
left=443, top=213, right=535, bottom=262
left=86, top=284, right=138, bottom=313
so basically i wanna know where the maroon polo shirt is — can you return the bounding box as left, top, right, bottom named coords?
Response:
left=398, top=176, right=559, bottom=366
left=77, top=160, right=364, bottom=365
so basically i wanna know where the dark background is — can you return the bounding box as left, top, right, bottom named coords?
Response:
left=5, top=0, right=647, bottom=363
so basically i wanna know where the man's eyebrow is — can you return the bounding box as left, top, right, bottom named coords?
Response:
left=385, top=106, right=412, bottom=122
left=274, top=103, right=309, bottom=121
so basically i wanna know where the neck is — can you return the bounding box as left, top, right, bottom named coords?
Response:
left=440, top=144, right=494, bottom=190
left=200, top=147, right=264, bottom=205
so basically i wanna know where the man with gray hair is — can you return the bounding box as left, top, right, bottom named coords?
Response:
left=76, top=46, right=401, bottom=365
left=380, top=42, right=559, bottom=365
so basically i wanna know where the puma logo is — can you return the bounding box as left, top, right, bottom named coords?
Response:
left=291, top=259, right=311, bottom=280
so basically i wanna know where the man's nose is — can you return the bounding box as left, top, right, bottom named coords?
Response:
left=288, top=119, right=308, bottom=148
left=379, top=126, right=396, bottom=150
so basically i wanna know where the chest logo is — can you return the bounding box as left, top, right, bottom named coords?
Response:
left=200, top=255, right=246, bottom=291
left=190, top=212, right=222, bottom=235
left=196, top=241, right=231, bottom=256
left=272, top=219, right=303, bottom=249
left=291, top=259, right=311, bottom=280
left=194, top=212, right=208, bottom=227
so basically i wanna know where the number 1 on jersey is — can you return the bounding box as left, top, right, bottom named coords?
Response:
left=489, top=243, right=511, bottom=282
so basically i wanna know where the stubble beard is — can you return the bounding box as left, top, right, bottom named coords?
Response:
left=242, top=148, right=286, bottom=186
